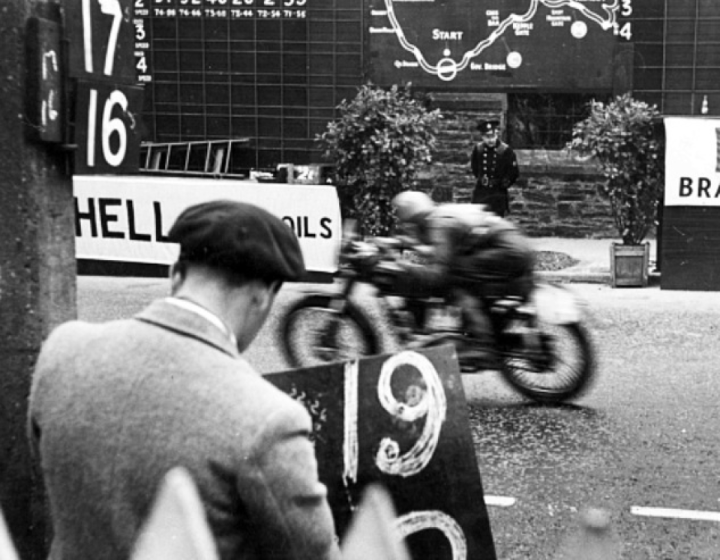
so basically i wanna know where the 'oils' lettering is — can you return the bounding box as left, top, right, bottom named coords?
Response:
left=282, top=216, right=333, bottom=239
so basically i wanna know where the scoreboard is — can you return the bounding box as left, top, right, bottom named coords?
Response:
left=134, top=0, right=311, bottom=87
left=132, top=0, right=364, bottom=169
left=61, top=0, right=144, bottom=174
left=131, top=0, right=635, bottom=169
left=136, top=0, right=308, bottom=26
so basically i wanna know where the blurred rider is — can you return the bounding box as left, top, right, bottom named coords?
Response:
left=387, top=190, right=535, bottom=346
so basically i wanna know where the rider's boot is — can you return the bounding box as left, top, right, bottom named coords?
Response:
left=453, top=290, right=498, bottom=371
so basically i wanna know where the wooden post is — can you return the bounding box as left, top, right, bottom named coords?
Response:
left=0, top=506, right=21, bottom=560
left=554, top=508, right=620, bottom=560
left=0, top=1, right=76, bottom=558
left=610, top=242, right=650, bottom=287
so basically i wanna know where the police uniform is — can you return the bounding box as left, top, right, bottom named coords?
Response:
left=470, top=119, right=520, bottom=217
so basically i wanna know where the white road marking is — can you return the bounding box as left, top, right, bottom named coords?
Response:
left=481, top=498, right=720, bottom=523
left=484, top=496, right=516, bottom=507
left=631, top=506, right=720, bottom=523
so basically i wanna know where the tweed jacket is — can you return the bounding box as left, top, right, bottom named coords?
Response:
left=28, top=299, right=341, bottom=560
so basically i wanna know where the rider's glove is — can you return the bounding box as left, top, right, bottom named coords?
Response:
left=372, top=261, right=404, bottom=290
left=351, top=243, right=381, bottom=276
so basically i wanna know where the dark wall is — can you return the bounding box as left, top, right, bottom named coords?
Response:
left=661, top=207, right=720, bottom=291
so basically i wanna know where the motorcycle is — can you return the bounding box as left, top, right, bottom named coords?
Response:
left=279, top=224, right=596, bottom=404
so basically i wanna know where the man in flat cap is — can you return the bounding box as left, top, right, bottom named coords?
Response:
left=470, top=118, right=520, bottom=217
left=28, top=200, right=341, bottom=560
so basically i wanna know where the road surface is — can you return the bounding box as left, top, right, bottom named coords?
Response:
left=78, top=278, right=720, bottom=559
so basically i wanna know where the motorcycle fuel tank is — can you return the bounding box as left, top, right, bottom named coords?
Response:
left=532, top=283, right=585, bottom=325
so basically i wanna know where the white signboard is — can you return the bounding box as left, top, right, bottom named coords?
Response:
left=664, top=116, right=720, bottom=206
left=74, top=175, right=341, bottom=274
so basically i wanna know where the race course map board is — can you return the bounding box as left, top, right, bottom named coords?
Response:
left=368, top=0, right=633, bottom=89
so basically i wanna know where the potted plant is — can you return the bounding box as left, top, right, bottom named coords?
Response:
left=567, top=93, right=665, bottom=287
left=317, top=83, right=441, bottom=236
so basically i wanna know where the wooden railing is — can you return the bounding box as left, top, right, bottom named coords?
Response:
left=139, top=139, right=252, bottom=178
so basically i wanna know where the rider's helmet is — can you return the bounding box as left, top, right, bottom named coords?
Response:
left=391, top=191, right=434, bottom=225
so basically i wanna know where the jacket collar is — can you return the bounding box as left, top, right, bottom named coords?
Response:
left=135, top=299, right=240, bottom=359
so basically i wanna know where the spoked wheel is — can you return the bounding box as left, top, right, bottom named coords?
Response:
left=280, top=295, right=380, bottom=368
left=499, top=322, right=595, bottom=404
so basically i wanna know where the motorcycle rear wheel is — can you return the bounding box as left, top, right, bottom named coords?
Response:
left=499, top=322, right=595, bottom=404
left=280, top=295, right=380, bottom=368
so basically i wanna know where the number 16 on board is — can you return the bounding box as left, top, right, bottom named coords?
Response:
left=74, top=81, right=143, bottom=174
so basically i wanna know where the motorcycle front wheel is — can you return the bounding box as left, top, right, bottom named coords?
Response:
left=499, top=322, right=595, bottom=404
left=280, top=294, right=381, bottom=368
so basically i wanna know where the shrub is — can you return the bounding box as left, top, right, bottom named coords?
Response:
left=318, top=83, right=441, bottom=236
left=566, top=93, right=665, bottom=245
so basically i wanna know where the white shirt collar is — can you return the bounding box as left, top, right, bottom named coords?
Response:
left=165, top=297, right=238, bottom=348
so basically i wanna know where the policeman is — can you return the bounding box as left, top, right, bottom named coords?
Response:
left=470, top=119, right=520, bottom=217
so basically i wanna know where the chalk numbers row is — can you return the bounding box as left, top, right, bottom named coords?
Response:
left=136, top=0, right=307, bottom=7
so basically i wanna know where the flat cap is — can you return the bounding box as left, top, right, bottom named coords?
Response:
left=168, top=200, right=305, bottom=282
left=477, top=119, right=500, bottom=133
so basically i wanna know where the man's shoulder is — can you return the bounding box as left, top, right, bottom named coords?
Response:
left=191, top=369, right=313, bottom=450
left=42, top=318, right=130, bottom=350
left=431, top=203, right=487, bottom=224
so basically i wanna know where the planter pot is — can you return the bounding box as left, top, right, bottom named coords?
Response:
left=610, top=242, right=650, bottom=287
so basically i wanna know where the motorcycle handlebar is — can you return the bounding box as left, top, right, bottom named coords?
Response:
left=339, top=238, right=401, bottom=279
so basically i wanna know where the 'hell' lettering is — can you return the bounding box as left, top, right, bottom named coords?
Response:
left=75, top=197, right=172, bottom=242
left=99, top=199, right=124, bottom=239
left=127, top=200, right=151, bottom=241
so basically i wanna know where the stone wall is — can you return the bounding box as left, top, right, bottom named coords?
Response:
left=1, top=3, right=77, bottom=558
left=416, top=94, right=621, bottom=238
